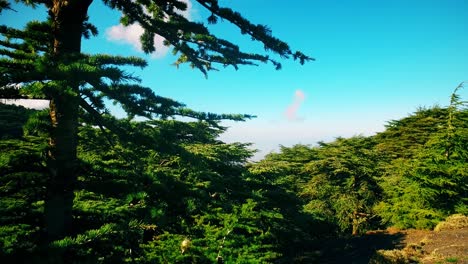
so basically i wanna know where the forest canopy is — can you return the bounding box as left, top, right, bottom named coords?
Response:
left=0, top=0, right=311, bottom=248
left=1, top=0, right=467, bottom=263
left=1, top=85, right=466, bottom=263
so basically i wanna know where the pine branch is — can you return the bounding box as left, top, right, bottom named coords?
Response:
left=102, top=0, right=312, bottom=75
left=79, top=97, right=117, bottom=147
left=195, top=0, right=314, bottom=64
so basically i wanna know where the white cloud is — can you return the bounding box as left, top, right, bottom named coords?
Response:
left=106, top=23, right=144, bottom=51
left=1, top=99, right=49, bottom=110
left=105, top=0, right=193, bottom=59
left=177, top=0, right=193, bottom=20
left=106, top=23, right=170, bottom=59
left=285, top=89, right=306, bottom=121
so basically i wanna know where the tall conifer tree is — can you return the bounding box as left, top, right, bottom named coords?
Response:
left=1, top=0, right=311, bottom=240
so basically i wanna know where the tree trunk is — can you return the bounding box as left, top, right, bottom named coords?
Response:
left=44, top=0, right=92, bottom=241
left=352, top=222, right=359, bottom=236
left=45, top=96, right=79, bottom=240
left=352, top=211, right=359, bottom=236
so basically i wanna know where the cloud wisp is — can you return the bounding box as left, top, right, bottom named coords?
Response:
left=1, top=99, right=49, bottom=110
left=105, top=0, right=193, bottom=58
left=285, top=89, right=306, bottom=121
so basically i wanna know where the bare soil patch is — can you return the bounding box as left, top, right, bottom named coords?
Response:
left=369, top=214, right=468, bottom=264
left=309, top=215, right=468, bottom=264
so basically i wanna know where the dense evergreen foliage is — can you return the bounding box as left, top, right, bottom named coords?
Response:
left=1, top=86, right=466, bottom=262
left=301, top=136, right=381, bottom=236
left=375, top=85, right=468, bottom=229
left=0, top=103, right=313, bottom=263
left=1, top=0, right=466, bottom=262
left=0, top=0, right=311, bottom=243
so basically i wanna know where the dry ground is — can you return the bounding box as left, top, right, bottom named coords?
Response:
left=369, top=214, right=468, bottom=264
left=305, top=214, right=468, bottom=264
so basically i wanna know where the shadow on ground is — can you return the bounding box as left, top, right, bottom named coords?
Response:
left=299, top=231, right=406, bottom=264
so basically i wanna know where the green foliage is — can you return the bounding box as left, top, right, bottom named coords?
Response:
left=301, top=136, right=381, bottom=235
left=375, top=84, right=468, bottom=229
left=100, top=0, right=312, bottom=75
left=0, top=133, right=47, bottom=261
left=376, top=176, right=441, bottom=229
left=410, top=85, right=468, bottom=215
left=55, top=117, right=292, bottom=263
left=0, top=103, right=35, bottom=139
left=250, top=144, right=318, bottom=191
left=2, top=89, right=467, bottom=262
left=248, top=145, right=334, bottom=261
left=2, top=11, right=467, bottom=259
left=0, top=0, right=316, bottom=262
left=374, top=106, right=449, bottom=160
left=2, top=0, right=311, bottom=250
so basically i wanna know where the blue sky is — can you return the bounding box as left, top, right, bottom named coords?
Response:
left=2, top=0, right=468, bottom=159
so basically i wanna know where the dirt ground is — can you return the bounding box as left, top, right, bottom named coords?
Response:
left=370, top=227, right=468, bottom=263
left=405, top=227, right=468, bottom=264
left=308, top=215, right=468, bottom=264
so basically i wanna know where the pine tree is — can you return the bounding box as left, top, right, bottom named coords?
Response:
left=374, top=84, right=468, bottom=228
left=0, top=104, right=35, bottom=139
left=374, top=106, right=449, bottom=160
left=411, top=84, right=468, bottom=214
left=247, top=146, right=325, bottom=262
left=72, top=118, right=289, bottom=263
left=302, top=136, right=381, bottom=235
left=0, top=104, right=48, bottom=263
left=0, top=102, right=299, bottom=262
left=0, top=0, right=311, bottom=241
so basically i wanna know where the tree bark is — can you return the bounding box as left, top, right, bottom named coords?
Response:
left=352, top=222, right=359, bottom=236
left=44, top=0, right=92, bottom=241
left=352, top=211, right=359, bottom=236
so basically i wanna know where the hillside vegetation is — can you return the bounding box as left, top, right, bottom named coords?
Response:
left=0, top=87, right=467, bottom=263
